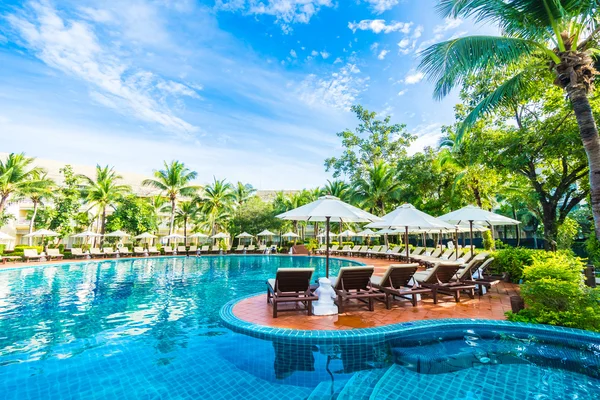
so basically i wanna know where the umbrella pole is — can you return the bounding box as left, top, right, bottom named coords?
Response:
left=325, top=216, right=331, bottom=278
left=405, top=226, right=409, bottom=261
left=470, top=221, right=474, bottom=255
left=455, top=228, right=459, bottom=260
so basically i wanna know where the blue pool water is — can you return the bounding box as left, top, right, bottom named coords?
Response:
left=0, top=256, right=599, bottom=399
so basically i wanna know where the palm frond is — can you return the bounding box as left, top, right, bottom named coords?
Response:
left=419, top=36, right=538, bottom=99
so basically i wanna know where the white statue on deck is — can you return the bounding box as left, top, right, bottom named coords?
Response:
left=312, top=278, right=338, bottom=315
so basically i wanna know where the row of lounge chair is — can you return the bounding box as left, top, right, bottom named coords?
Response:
left=266, top=253, right=497, bottom=317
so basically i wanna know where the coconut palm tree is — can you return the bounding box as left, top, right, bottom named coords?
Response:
left=143, top=161, right=199, bottom=235
left=233, top=182, right=256, bottom=206
left=18, top=170, right=55, bottom=244
left=174, top=200, right=199, bottom=245
left=79, top=165, right=131, bottom=239
left=351, top=161, right=401, bottom=214
left=0, top=152, right=43, bottom=214
left=321, top=180, right=350, bottom=202
left=419, top=0, right=600, bottom=236
left=200, top=178, right=235, bottom=234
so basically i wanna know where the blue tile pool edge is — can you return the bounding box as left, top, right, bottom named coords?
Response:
left=220, top=292, right=600, bottom=344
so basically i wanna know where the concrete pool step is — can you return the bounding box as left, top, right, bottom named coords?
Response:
left=336, top=368, right=389, bottom=400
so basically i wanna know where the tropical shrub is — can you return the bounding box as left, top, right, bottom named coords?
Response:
left=557, top=217, right=579, bottom=250
left=11, top=245, right=44, bottom=257
left=482, top=230, right=494, bottom=250
left=507, top=252, right=600, bottom=332
left=585, top=235, right=600, bottom=265
left=0, top=244, right=4, bottom=255
left=491, top=248, right=577, bottom=282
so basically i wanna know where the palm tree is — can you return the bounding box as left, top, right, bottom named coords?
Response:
left=200, top=178, right=235, bottom=234
left=79, top=165, right=131, bottom=239
left=18, top=170, right=55, bottom=244
left=0, top=153, right=43, bottom=214
left=351, top=161, right=401, bottom=214
left=419, top=0, right=600, bottom=237
left=143, top=161, right=199, bottom=235
left=233, top=182, right=256, bottom=206
left=174, top=200, right=199, bottom=245
left=321, top=180, right=350, bottom=202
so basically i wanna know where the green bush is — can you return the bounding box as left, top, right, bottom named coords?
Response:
left=11, top=245, right=44, bottom=257
left=557, top=217, right=579, bottom=250
left=0, top=244, right=5, bottom=255
left=483, top=230, right=495, bottom=250
left=491, top=248, right=577, bottom=282
left=507, top=252, right=600, bottom=332
left=585, top=235, right=600, bottom=265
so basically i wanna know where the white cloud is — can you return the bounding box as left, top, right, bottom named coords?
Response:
left=433, top=18, right=463, bottom=34
left=215, top=0, right=334, bottom=31
left=348, top=20, right=413, bottom=34
left=7, top=1, right=197, bottom=134
left=370, top=42, right=379, bottom=51
left=298, top=64, right=368, bottom=111
left=320, top=51, right=330, bottom=59
left=377, top=49, right=389, bottom=60
left=397, top=89, right=407, bottom=96
left=404, top=70, right=424, bottom=84
left=413, top=25, right=423, bottom=39
left=333, top=57, right=343, bottom=64
left=397, top=38, right=410, bottom=48
left=416, top=33, right=444, bottom=53
left=363, top=0, right=400, bottom=14
left=290, top=49, right=297, bottom=58
left=311, top=50, right=318, bottom=56
left=408, top=123, right=444, bottom=154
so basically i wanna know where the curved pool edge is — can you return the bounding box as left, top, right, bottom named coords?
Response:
left=220, top=292, right=600, bottom=344
left=0, top=254, right=365, bottom=272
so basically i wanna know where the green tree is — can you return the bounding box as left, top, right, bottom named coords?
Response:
left=79, top=165, right=131, bottom=239
left=230, top=197, right=284, bottom=238
left=200, top=178, right=235, bottom=234
left=174, top=200, right=199, bottom=244
left=351, top=161, right=401, bottom=214
left=18, top=170, right=55, bottom=244
left=143, top=161, right=199, bottom=235
left=49, top=165, right=80, bottom=238
left=321, top=180, right=350, bottom=202
left=325, top=105, right=415, bottom=179
left=419, top=0, right=600, bottom=238
left=233, top=182, right=256, bottom=206
left=0, top=152, right=43, bottom=214
left=106, top=196, right=158, bottom=236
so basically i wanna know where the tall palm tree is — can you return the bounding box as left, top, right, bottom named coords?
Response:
left=419, top=0, right=600, bottom=236
left=0, top=153, right=43, bottom=214
left=233, top=182, right=256, bottom=206
left=200, top=178, right=235, bottom=234
left=351, top=161, right=401, bottom=214
left=79, top=165, right=131, bottom=239
left=321, top=180, right=350, bottom=202
left=18, top=170, right=55, bottom=244
left=174, top=200, right=199, bottom=245
left=143, top=161, right=199, bottom=235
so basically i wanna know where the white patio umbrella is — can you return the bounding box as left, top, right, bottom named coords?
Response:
left=71, top=230, right=103, bottom=238
left=367, top=204, right=454, bottom=261
left=356, top=228, right=380, bottom=237
left=277, top=195, right=382, bottom=277
left=211, top=232, right=230, bottom=239
left=439, top=205, right=520, bottom=254
left=281, top=231, right=300, bottom=238
left=317, top=231, right=338, bottom=238
left=104, top=230, right=130, bottom=238
left=235, top=232, right=254, bottom=245
left=188, top=232, right=209, bottom=245
left=163, top=233, right=185, bottom=246
left=134, top=232, right=157, bottom=247
left=0, top=232, right=15, bottom=241
left=257, top=229, right=276, bottom=236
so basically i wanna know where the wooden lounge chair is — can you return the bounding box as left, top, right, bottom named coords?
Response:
left=365, top=245, right=382, bottom=257
left=416, top=262, right=476, bottom=303
left=371, top=263, right=434, bottom=308
left=399, top=246, right=425, bottom=261
left=246, top=244, right=256, bottom=252
left=134, top=247, right=146, bottom=256
left=177, top=246, right=187, bottom=254
left=266, top=268, right=319, bottom=318
left=331, top=266, right=385, bottom=312
left=257, top=244, right=267, bottom=253
left=210, top=245, right=220, bottom=254
left=372, top=245, right=387, bottom=258
left=350, top=245, right=368, bottom=256
left=148, top=246, right=160, bottom=256
left=188, top=245, right=197, bottom=254
left=235, top=245, right=246, bottom=252
left=23, top=249, right=43, bottom=262
left=118, top=246, right=130, bottom=256
left=315, top=244, right=327, bottom=254
left=163, top=245, right=174, bottom=255
left=334, top=245, right=350, bottom=255
left=102, top=247, right=117, bottom=258
left=384, top=246, right=401, bottom=259
left=70, top=248, right=86, bottom=259
left=46, top=248, right=64, bottom=260
left=461, top=257, right=499, bottom=296
left=329, top=245, right=339, bottom=254
left=89, top=248, right=104, bottom=258
left=1, top=255, right=21, bottom=264
left=200, top=245, right=210, bottom=253
left=419, top=249, right=458, bottom=268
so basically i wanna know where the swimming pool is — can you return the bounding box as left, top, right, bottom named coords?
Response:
left=0, top=256, right=599, bottom=399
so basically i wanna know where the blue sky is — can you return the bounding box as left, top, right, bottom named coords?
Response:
left=0, top=0, right=496, bottom=189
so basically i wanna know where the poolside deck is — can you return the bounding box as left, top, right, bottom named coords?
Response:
left=233, top=256, right=520, bottom=330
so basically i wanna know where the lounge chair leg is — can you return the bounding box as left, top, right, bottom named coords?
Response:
left=385, top=294, right=392, bottom=310
left=432, top=288, right=438, bottom=304
left=455, top=291, right=460, bottom=302
left=307, top=300, right=313, bottom=316
left=273, top=302, right=278, bottom=318
left=411, top=294, right=417, bottom=307
left=369, top=298, right=374, bottom=311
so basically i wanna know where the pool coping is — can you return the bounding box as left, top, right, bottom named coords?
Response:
left=0, top=254, right=365, bottom=272
left=220, top=292, right=600, bottom=344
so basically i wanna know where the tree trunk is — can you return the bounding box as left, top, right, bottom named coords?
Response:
left=169, top=199, right=176, bottom=236
left=569, top=87, right=600, bottom=239
left=0, top=194, right=9, bottom=215
left=28, top=201, right=39, bottom=246
left=542, top=215, right=558, bottom=251
left=472, top=185, right=483, bottom=208
left=100, top=206, right=106, bottom=245
left=184, top=217, right=187, bottom=246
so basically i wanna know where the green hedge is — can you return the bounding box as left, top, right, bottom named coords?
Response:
left=507, top=252, right=600, bottom=332
left=490, top=248, right=576, bottom=282
left=0, top=244, right=4, bottom=255
left=11, top=245, right=44, bottom=257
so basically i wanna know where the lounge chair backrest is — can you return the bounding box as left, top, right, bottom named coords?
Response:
left=341, top=245, right=350, bottom=251
left=318, top=245, right=327, bottom=250
left=440, top=249, right=454, bottom=259
left=71, top=248, right=83, bottom=255
left=149, top=247, right=158, bottom=252
left=258, top=245, right=266, bottom=250
left=390, top=246, right=401, bottom=253
left=236, top=245, right=245, bottom=250
left=330, top=245, right=339, bottom=251
left=460, top=250, right=473, bottom=261
left=119, top=247, right=130, bottom=253
left=47, top=249, right=61, bottom=256
left=177, top=246, right=186, bottom=252
left=246, top=245, right=255, bottom=251
left=381, top=263, right=420, bottom=288
left=103, top=247, right=113, bottom=253
left=24, top=249, right=38, bottom=257
left=164, top=246, right=173, bottom=252
left=274, top=268, right=314, bottom=293
left=371, top=246, right=382, bottom=252
left=457, top=258, right=485, bottom=279
left=428, top=248, right=442, bottom=258
left=188, top=246, right=197, bottom=251
left=334, top=266, right=375, bottom=291
left=479, top=257, right=494, bottom=274
left=411, top=247, right=423, bottom=256
left=359, top=246, right=368, bottom=252
left=134, top=247, right=144, bottom=252
left=201, top=245, right=209, bottom=251
left=90, top=248, right=101, bottom=254
left=379, top=246, right=388, bottom=253
left=351, top=245, right=360, bottom=251
left=422, top=263, right=462, bottom=284
left=212, top=245, right=219, bottom=251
